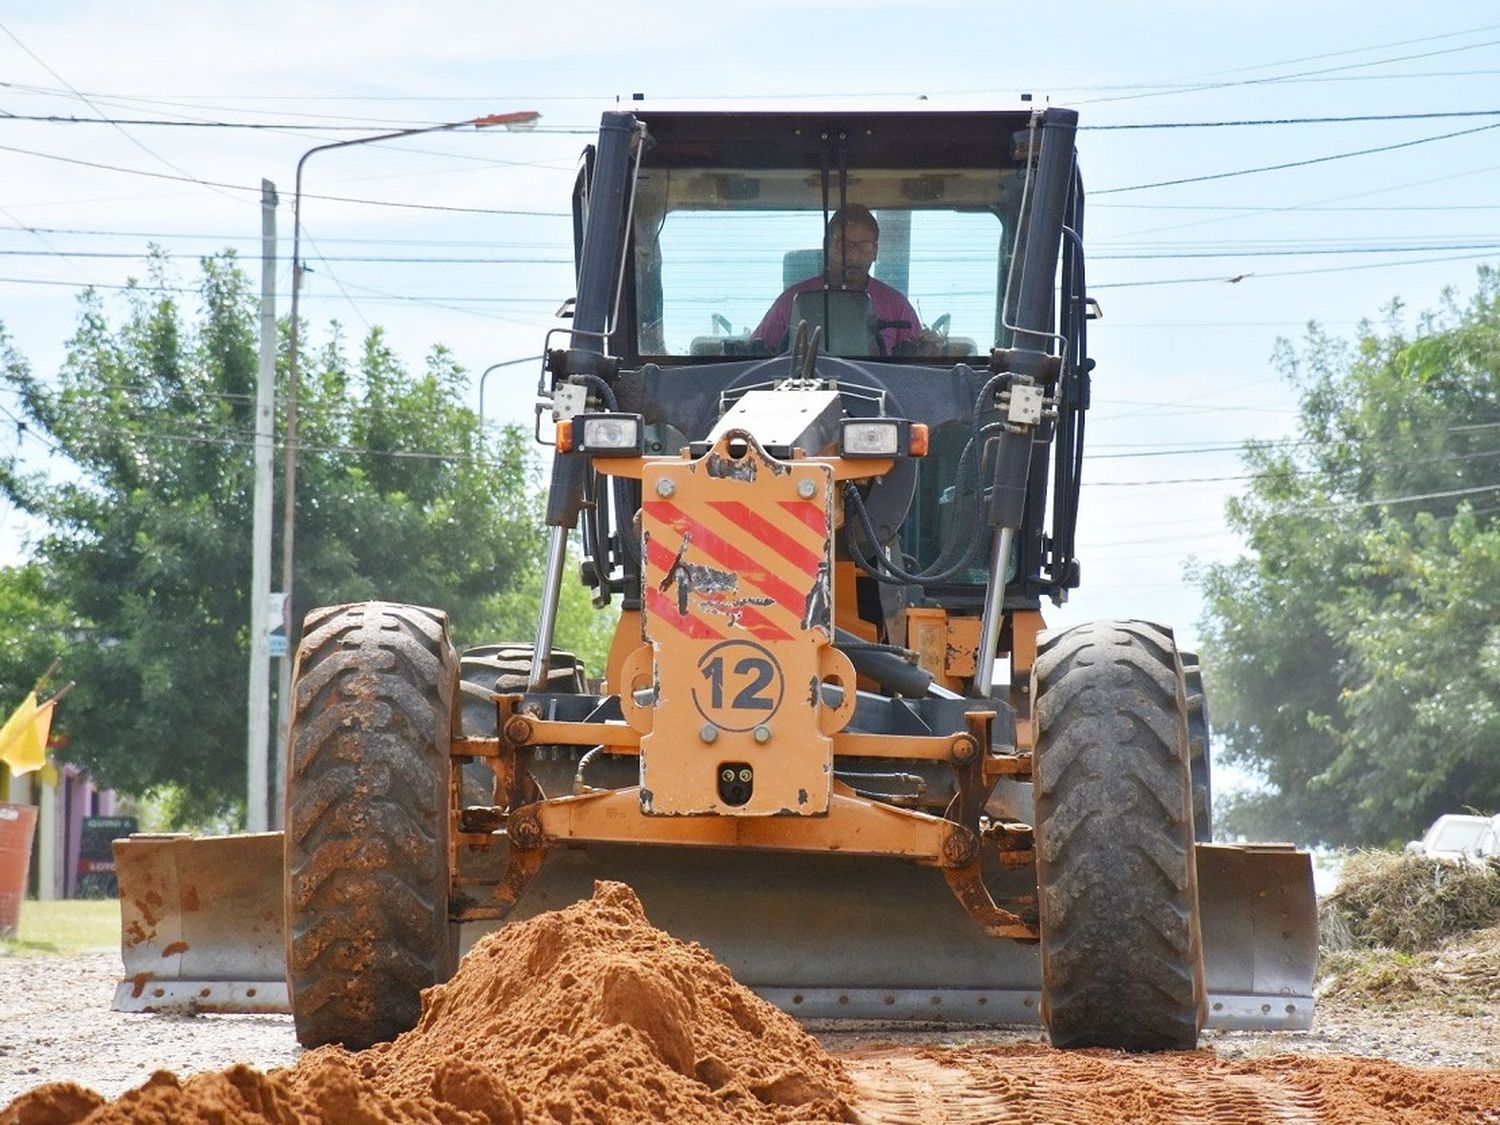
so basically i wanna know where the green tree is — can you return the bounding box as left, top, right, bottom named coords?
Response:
left=1, top=252, right=612, bottom=821
left=0, top=561, right=77, bottom=725
left=1198, top=269, right=1500, bottom=846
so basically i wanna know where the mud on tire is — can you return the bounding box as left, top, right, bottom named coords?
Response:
left=284, top=602, right=460, bottom=1050
left=1032, top=620, right=1206, bottom=1051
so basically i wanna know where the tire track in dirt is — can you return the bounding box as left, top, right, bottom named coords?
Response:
left=842, top=1044, right=1500, bottom=1124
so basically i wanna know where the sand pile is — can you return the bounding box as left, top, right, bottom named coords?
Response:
left=4, top=881, right=855, bottom=1125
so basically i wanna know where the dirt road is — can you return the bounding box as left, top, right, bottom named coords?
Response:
left=4, top=950, right=1498, bottom=1123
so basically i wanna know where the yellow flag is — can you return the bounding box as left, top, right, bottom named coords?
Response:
left=0, top=693, right=53, bottom=776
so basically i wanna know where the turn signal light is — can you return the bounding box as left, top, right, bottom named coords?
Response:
left=909, top=423, right=929, bottom=457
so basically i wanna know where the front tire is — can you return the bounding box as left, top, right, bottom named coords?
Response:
left=1032, top=620, right=1206, bottom=1050
left=284, top=602, right=460, bottom=1049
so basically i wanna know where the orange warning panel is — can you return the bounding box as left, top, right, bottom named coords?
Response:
left=638, top=433, right=853, bottom=816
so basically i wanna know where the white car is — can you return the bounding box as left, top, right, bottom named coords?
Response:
left=1404, top=814, right=1491, bottom=861
left=1478, top=815, right=1500, bottom=861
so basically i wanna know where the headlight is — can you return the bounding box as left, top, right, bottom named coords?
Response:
left=839, top=418, right=927, bottom=459
left=568, top=412, right=644, bottom=456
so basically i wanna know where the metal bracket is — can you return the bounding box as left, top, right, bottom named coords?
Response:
left=1007, top=383, right=1045, bottom=425
left=553, top=383, right=589, bottom=421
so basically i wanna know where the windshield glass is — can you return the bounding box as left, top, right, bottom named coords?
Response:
left=633, top=166, right=1018, bottom=360
left=1430, top=818, right=1489, bottom=851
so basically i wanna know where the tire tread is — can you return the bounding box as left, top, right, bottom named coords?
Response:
left=284, top=601, right=459, bottom=1050
left=1033, top=619, right=1206, bottom=1051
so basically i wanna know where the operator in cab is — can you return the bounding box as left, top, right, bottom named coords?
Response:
left=752, top=204, right=940, bottom=356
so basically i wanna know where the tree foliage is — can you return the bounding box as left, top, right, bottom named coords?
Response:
left=1198, top=269, right=1500, bottom=846
left=0, top=252, right=611, bottom=821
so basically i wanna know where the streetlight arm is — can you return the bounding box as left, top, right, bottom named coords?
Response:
left=290, top=112, right=541, bottom=295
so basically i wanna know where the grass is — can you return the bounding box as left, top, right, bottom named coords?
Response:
left=1316, top=851, right=1500, bottom=1010
left=1321, top=851, right=1500, bottom=952
left=1319, top=926, right=1500, bottom=1012
left=0, top=898, right=121, bottom=957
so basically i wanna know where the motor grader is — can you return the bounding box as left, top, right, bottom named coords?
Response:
left=113, top=102, right=1317, bottom=1052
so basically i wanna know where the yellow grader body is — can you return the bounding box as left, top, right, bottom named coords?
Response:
left=115, top=101, right=1318, bottom=1052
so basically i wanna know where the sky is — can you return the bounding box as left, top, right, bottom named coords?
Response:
left=3, top=1, right=1499, bottom=662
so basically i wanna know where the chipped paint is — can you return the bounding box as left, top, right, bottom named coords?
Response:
left=801, top=559, right=831, bottom=630
left=658, top=532, right=740, bottom=615
left=706, top=450, right=757, bottom=481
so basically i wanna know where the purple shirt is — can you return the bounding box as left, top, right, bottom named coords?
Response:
left=753, top=275, right=922, bottom=355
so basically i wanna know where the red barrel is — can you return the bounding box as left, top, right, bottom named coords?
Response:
left=0, top=802, right=38, bottom=937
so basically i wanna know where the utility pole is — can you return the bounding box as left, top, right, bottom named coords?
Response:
left=247, top=179, right=277, bottom=833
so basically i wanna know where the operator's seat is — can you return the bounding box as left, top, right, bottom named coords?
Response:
left=783, top=248, right=823, bottom=288
left=788, top=289, right=876, bottom=356
left=782, top=248, right=879, bottom=355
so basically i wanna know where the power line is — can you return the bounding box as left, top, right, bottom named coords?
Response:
left=1089, top=249, right=1500, bottom=290
left=0, top=398, right=63, bottom=456
left=0, top=20, right=241, bottom=207
left=8, top=106, right=1500, bottom=132
left=0, top=274, right=543, bottom=300
left=9, top=239, right=1497, bottom=265
left=1087, top=108, right=1500, bottom=130
left=0, top=111, right=579, bottom=134
left=0, top=223, right=567, bottom=248
left=1086, top=446, right=1500, bottom=487
left=1173, top=23, right=1500, bottom=79
left=1092, top=241, right=1500, bottom=261
left=0, top=141, right=569, bottom=216
left=1074, top=34, right=1500, bottom=107
left=1101, top=158, right=1500, bottom=240
left=0, top=248, right=570, bottom=265
left=1095, top=121, right=1500, bottom=195
left=3, top=396, right=537, bottom=470
left=1096, top=204, right=1500, bottom=213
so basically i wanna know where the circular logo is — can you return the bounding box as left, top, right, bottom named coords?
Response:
left=691, top=639, right=785, bottom=733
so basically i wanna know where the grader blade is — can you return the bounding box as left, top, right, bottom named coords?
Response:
left=112, top=832, right=287, bottom=1013
left=471, top=840, right=1317, bottom=1030
left=112, top=833, right=1316, bottom=1032
left=1194, top=843, right=1319, bottom=1030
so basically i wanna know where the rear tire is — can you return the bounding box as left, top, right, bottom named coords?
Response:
left=1032, top=620, right=1205, bottom=1050
left=1179, top=651, right=1214, bottom=843
left=459, top=643, right=585, bottom=738
left=284, top=602, right=460, bottom=1049
left=458, top=644, right=586, bottom=803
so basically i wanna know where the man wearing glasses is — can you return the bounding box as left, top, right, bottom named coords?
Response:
left=752, top=204, right=933, bottom=356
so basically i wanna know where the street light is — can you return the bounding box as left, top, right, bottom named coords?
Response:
left=273, top=111, right=540, bottom=824
left=283, top=112, right=542, bottom=611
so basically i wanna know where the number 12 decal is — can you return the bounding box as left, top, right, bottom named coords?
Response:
left=692, top=640, right=785, bottom=731
left=701, top=655, right=775, bottom=710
